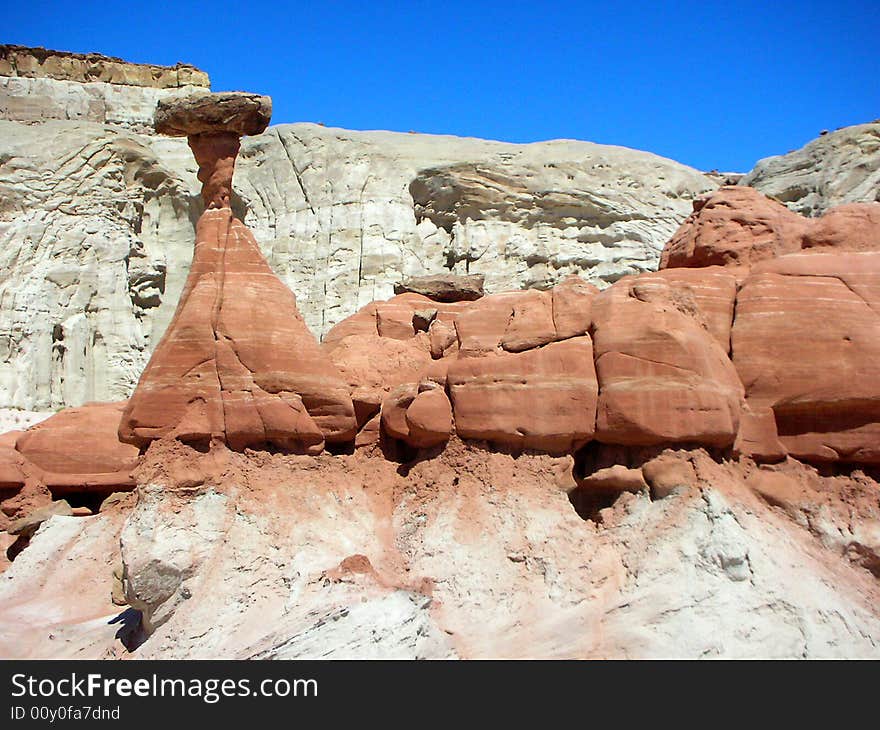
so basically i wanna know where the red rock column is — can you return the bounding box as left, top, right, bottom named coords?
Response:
left=188, top=132, right=241, bottom=209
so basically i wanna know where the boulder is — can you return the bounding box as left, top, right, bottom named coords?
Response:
left=579, top=465, right=648, bottom=493
left=380, top=384, right=417, bottom=442
left=454, top=291, right=555, bottom=357
left=500, top=289, right=556, bottom=353
left=394, top=274, right=484, bottom=302
left=154, top=91, right=272, bottom=137
left=641, top=453, right=698, bottom=499
left=732, top=251, right=880, bottom=463
left=327, top=333, right=433, bottom=427
left=592, top=276, right=743, bottom=447
left=646, top=267, right=738, bottom=351
left=7, top=500, right=73, bottom=538
left=405, top=388, right=453, bottom=448
left=447, top=337, right=598, bottom=453
left=15, top=402, right=139, bottom=488
left=660, top=186, right=806, bottom=271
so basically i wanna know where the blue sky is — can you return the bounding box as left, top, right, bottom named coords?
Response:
left=6, top=0, right=879, bottom=171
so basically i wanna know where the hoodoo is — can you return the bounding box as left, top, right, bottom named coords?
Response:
left=118, top=91, right=357, bottom=452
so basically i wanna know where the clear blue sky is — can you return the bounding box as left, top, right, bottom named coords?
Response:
left=6, top=0, right=879, bottom=171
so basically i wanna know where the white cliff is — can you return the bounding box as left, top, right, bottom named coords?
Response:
left=742, top=121, right=880, bottom=216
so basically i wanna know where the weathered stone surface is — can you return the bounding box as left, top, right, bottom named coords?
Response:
left=742, top=121, right=880, bottom=216
left=15, top=402, right=138, bottom=477
left=154, top=92, right=272, bottom=137
left=1, top=46, right=209, bottom=133
left=642, top=267, right=738, bottom=351
left=591, top=276, right=743, bottom=446
left=551, top=275, right=599, bottom=341
left=7, top=500, right=72, bottom=538
left=6, top=444, right=879, bottom=658
left=578, top=464, right=648, bottom=493
left=327, top=333, right=433, bottom=427
left=660, top=186, right=806, bottom=271
left=394, top=274, right=484, bottom=302
left=801, top=203, right=880, bottom=252
left=0, top=446, right=27, bottom=488
left=447, top=337, right=598, bottom=453
left=380, top=384, right=417, bottom=442
left=0, top=45, right=209, bottom=88
left=732, top=252, right=880, bottom=463
left=119, top=208, right=356, bottom=451
left=404, top=388, right=453, bottom=448
left=641, top=453, right=697, bottom=499
left=0, top=119, right=715, bottom=411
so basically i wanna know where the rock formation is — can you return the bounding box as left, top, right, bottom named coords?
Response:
left=2, top=47, right=880, bottom=661
left=0, top=45, right=209, bottom=132
left=742, top=120, right=880, bottom=216
left=119, top=92, right=356, bottom=452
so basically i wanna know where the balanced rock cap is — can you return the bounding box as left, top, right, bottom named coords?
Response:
left=155, top=91, right=272, bottom=137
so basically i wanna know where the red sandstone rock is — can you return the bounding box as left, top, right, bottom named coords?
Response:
left=447, top=337, right=598, bottom=453
left=428, top=319, right=458, bottom=359
left=0, top=446, right=27, bottom=489
left=454, top=291, right=552, bottom=356
left=551, top=275, right=599, bottom=341
left=641, top=453, right=698, bottom=499
left=354, top=412, right=381, bottom=449
left=322, top=302, right=379, bottom=346
left=380, top=384, right=417, bottom=442
left=500, top=289, right=556, bottom=353
left=591, top=276, right=743, bottom=446
left=579, top=464, right=647, bottom=492
left=16, top=402, right=139, bottom=489
left=119, top=209, right=356, bottom=452
left=802, top=203, right=880, bottom=252
left=405, top=388, right=453, bottom=448
left=327, top=333, right=433, bottom=427
left=188, top=132, right=240, bottom=209
left=660, top=186, right=806, bottom=271
left=732, top=251, right=880, bottom=463
left=646, top=267, right=737, bottom=351
left=732, top=405, right=787, bottom=462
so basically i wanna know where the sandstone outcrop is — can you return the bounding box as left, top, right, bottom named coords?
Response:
left=742, top=121, right=880, bottom=216
left=15, top=401, right=139, bottom=490
left=119, top=92, right=355, bottom=452
left=591, top=276, right=743, bottom=446
left=1, top=45, right=209, bottom=133
left=3, top=48, right=880, bottom=661
left=448, top=338, right=599, bottom=453
left=731, top=252, right=880, bottom=463
left=659, top=186, right=806, bottom=272
left=661, top=187, right=880, bottom=273
left=0, top=45, right=209, bottom=88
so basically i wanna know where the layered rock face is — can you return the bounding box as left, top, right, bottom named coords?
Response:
left=0, top=45, right=209, bottom=132
left=120, top=92, right=356, bottom=452
left=742, top=121, right=880, bottom=216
